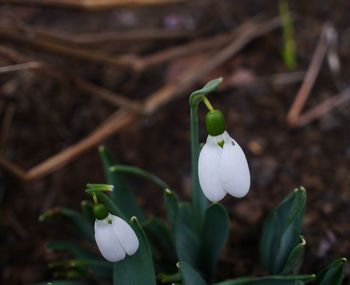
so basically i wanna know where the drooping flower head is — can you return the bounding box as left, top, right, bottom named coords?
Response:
left=93, top=203, right=139, bottom=262
left=198, top=109, right=250, bottom=202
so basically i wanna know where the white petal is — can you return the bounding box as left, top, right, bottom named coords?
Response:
left=220, top=132, right=250, bottom=198
left=95, top=216, right=126, bottom=262
left=110, top=215, right=139, bottom=256
left=198, top=135, right=226, bottom=202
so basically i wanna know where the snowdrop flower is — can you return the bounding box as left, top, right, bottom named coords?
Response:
left=93, top=204, right=139, bottom=262
left=198, top=110, right=250, bottom=202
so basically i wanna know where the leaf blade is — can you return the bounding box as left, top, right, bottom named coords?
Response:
left=113, top=217, right=157, bottom=285
left=177, top=261, right=207, bottom=285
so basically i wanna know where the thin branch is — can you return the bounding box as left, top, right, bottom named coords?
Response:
left=26, top=110, right=138, bottom=180
left=0, top=17, right=283, bottom=181
left=0, top=62, right=43, bottom=74
left=144, top=16, right=282, bottom=113
left=293, top=88, right=350, bottom=127
left=19, top=26, right=190, bottom=46
left=0, top=0, right=187, bottom=9
left=287, top=23, right=334, bottom=126
left=0, top=45, right=140, bottom=111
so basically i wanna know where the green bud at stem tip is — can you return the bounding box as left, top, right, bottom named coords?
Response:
left=93, top=204, right=109, bottom=220
left=205, top=109, right=226, bottom=137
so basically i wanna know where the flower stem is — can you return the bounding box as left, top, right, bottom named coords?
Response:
left=92, top=193, right=98, bottom=205
left=190, top=104, right=207, bottom=232
left=202, top=96, right=214, bottom=111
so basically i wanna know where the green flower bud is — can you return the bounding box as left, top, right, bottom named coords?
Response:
left=93, top=204, right=109, bottom=220
left=205, top=110, right=226, bottom=136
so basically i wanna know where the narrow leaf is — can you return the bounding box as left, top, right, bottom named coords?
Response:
left=29, top=280, right=84, bottom=285
left=113, top=217, right=156, bottom=285
left=110, top=164, right=170, bottom=190
left=81, top=200, right=94, bottom=224
left=143, top=216, right=177, bottom=272
left=49, top=257, right=112, bottom=279
left=199, top=203, right=229, bottom=279
left=260, top=187, right=306, bottom=274
left=163, top=189, right=179, bottom=226
left=174, top=203, right=199, bottom=268
left=99, top=146, right=144, bottom=221
left=177, top=261, right=207, bottom=285
left=213, top=274, right=315, bottom=285
left=39, top=208, right=94, bottom=242
left=163, top=190, right=199, bottom=270
left=315, top=258, right=347, bottom=285
left=47, top=241, right=96, bottom=259
left=281, top=236, right=306, bottom=275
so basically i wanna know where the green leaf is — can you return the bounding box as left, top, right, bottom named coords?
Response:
left=29, top=280, right=85, bottom=285
left=81, top=200, right=94, bottom=225
left=315, top=258, right=347, bottom=285
left=281, top=236, right=306, bottom=275
left=163, top=189, right=179, bottom=226
left=143, top=216, right=173, bottom=252
left=47, top=241, right=96, bottom=259
left=110, top=164, right=170, bottom=190
left=163, top=190, right=199, bottom=270
left=279, top=0, right=297, bottom=70
left=99, top=146, right=144, bottom=221
left=39, top=208, right=94, bottom=242
left=199, top=203, right=229, bottom=279
left=177, top=261, right=207, bottom=285
left=143, top=216, right=177, bottom=272
left=49, top=258, right=112, bottom=279
left=113, top=217, right=156, bottom=285
left=174, top=202, right=199, bottom=268
left=260, top=187, right=306, bottom=274
left=213, top=274, right=315, bottom=285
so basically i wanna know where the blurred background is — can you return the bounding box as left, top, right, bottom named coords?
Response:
left=0, top=0, right=349, bottom=284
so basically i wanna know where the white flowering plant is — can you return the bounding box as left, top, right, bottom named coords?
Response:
left=35, top=79, right=346, bottom=285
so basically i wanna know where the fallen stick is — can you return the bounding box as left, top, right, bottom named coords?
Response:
left=0, top=21, right=243, bottom=72
left=293, top=88, right=350, bottom=127
left=0, top=62, right=43, bottom=74
left=0, top=17, right=282, bottom=181
left=0, top=46, right=141, bottom=111
left=144, top=16, right=282, bottom=113
left=286, top=23, right=335, bottom=126
left=0, top=0, right=187, bottom=9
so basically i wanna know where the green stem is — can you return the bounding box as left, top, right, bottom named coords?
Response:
left=190, top=104, right=207, bottom=232
left=110, top=164, right=171, bottom=191
left=202, top=96, right=214, bottom=111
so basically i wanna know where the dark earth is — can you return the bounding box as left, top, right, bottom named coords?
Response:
left=0, top=1, right=349, bottom=284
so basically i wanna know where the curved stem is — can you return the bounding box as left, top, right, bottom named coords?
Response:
left=202, top=96, right=214, bottom=111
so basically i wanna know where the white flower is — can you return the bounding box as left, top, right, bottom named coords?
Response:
left=94, top=213, right=139, bottom=262
left=198, top=131, right=250, bottom=202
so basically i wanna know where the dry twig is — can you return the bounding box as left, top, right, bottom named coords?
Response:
left=287, top=23, right=335, bottom=126
left=0, top=45, right=141, bottom=111
left=1, top=0, right=187, bottom=9
left=292, top=88, right=350, bottom=127
left=0, top=17, right=282, bottom=181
